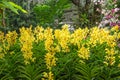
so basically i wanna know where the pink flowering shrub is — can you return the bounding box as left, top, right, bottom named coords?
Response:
left=92, top=0, right=120, bottom=28
left=99, top=8, right=120, bottom=28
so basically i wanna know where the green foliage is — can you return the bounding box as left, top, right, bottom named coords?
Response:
left=117, top=0, right=120, bottom=8
left=79, top=13, right=90, bottom=27
left=33, top=5, right=51, bottom=26
left=0, top=39, right=46, bottom=79
left=0, top=43, right=24, bottom=79
left=4, top=0, right=39, bottom=31
left=0, top=0, right=27, bottom=32
left=33, top=0, right=71, bottom=27
left=54, top=51, right=78, bottom=79
left=90, top=43, right=107, bottom=63
left=74, top=63, right=103, bottom=80
left=0, top=0, right=27, bottom=14
left=18, top=64, right=43, bottom=80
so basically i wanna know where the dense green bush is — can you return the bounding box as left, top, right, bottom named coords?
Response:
left=33, top=0, right=71, bottom=28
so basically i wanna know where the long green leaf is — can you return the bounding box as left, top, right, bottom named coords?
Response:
left=18, top=66, right=31, bottom=78
left=19, top=74, right=31, bottom=80
left=9, top=2, right=27, bottom=13
left=2, top=1, right=18, bottom=14
left=0, top=1, right=27, bottom=14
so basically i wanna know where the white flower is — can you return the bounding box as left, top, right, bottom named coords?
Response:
left=114, top=8, right=119, bottom=12
left=104, top=20, right=110, bottom=24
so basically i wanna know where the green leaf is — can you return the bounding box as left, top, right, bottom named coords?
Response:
left=9, top=2, right=27, bottom=13
left=0, top=1, right=27, bottom=14
left=110, top=70, right=120, bottom=79
left=2, top=1, right=18, bottom=14
left=0, top=3, right=5, bottom=8
left=75, top=63, right=90, bottom=80
left=18, top=64, right=43, bottom=80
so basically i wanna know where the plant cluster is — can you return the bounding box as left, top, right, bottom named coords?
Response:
left=0, top=24, right=120, bottom=79
left=33, top=0, right=70, bottom=28
left=92, top=0, right=120, bottom=28
left=4, top=0, right=71, bottom=32
left=0, top=0, right=27, bottom=29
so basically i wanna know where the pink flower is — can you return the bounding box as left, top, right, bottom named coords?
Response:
left=106, top=15, right=113, bottom=19
left=110, top=22, right=116, bottom=26
left=111, top=9, right=115, bottom=14
left=111, top=8, right=119, bottom=14
left=117, top=21, right=120, bottom=26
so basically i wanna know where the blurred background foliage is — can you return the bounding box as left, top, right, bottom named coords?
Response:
left=3, top=0, right=71, bottom=32
left=33, top=0, right=71, bottom=28
left=0, top=0, right=120, bottom=31
left=0, top=0, right=27, bottom=32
